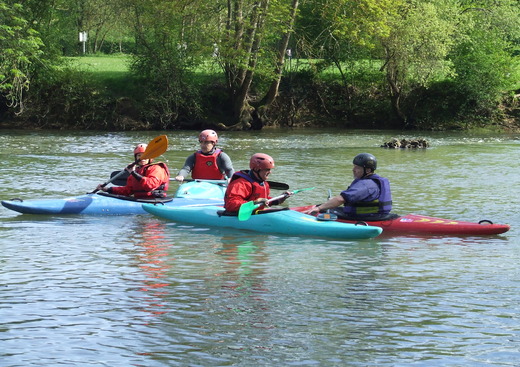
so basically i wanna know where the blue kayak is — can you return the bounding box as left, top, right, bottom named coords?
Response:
left=1, top=193, right=223, bottom=215
left=174, top=180, right=227, bottom=199
left=110, top=171, right=227, bottom=200
left=142, top=204, right=383, bottom=240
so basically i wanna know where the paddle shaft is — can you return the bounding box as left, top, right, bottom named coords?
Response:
left=258, top=187, right=316, bottom=210
left=110, top=171, right=290, bottom=191
left=90, top=135, right=168, bottom=194
left=238, top=187, right=315, bottom=221
left=97, top=167, right=135, bottom=193
left=176, top=179, right=288, bottom=190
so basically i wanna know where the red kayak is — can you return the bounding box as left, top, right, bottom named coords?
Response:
left=291, top=205, right=510, bottom=236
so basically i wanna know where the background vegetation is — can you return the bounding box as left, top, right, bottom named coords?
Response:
left=1, top=0, right=519, bottom=131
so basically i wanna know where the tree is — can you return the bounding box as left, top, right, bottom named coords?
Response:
left=292, top=0, right=401, bottom=119
left=216, top=0, right=301, bottom=129
left=449, top=0, right=520, bottom=114
left=71, top=0, right=132, bottom=54
left=379, top=0, right=456, bottom=124
left=0, top=1, right=44, bottom=112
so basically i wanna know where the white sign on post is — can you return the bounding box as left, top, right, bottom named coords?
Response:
left=79, top=31, right=88, bottom=54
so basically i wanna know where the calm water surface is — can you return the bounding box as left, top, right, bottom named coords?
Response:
left=1, top=129, right=519, bottom=366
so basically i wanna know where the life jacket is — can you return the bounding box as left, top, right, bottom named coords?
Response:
left=134, top=162, right=170, bottom=198
left=342, top=174, right=392, bottom=216
left=229, top=170, right=270, bottom=202
left=192, top=149, right=224, bottom=179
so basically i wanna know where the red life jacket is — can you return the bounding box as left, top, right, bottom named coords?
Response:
left=224, top=170, right=270, bottom=212
left=110, top=162, right=170, bottom=198
left=192, top=149, right=224, bottom=179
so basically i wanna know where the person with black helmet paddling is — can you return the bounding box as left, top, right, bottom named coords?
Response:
left=174, top=129, right=234, bottom=182
left=304, top=153, right=393, bottom=220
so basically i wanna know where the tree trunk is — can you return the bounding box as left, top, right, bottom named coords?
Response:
left=261, top=0, right=299, bottom=107
left=227, top=0, right=269, bottom=129
left=383, top=46, right=407, bottom=124
left=225, top=0, right=299, bottom=130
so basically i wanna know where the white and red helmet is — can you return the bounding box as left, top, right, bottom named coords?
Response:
left=134, top=143, right=147, bottom=158
left=198, top=129, right=218, bottom=143
left=249, top=153, right=275, bottom=171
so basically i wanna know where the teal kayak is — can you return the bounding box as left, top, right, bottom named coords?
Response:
left=1, top=193, right=223, bottom=215
left=142, top=204, right=383, bottom=240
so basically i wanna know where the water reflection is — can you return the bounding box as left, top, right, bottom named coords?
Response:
left=214, top=237, right=271, bottom=323
left=133, top=219, right=173, bottom=318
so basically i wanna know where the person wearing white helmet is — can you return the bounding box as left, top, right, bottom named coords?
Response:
left=304, top=153, right=393, bottom=220
left=96, top=143, right=170, bottom=198
left=174, top=129, right=234, bottom=182
left=224, top=153, right=287, bottom=213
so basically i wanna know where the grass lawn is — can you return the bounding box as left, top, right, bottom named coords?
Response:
left=64, top=54, right=137, bottom=97
left=65, top=54, right=131, bottom=74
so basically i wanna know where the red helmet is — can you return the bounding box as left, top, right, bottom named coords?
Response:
left=250, top=153, right=275, bottom=170
left=199, top=129, right=218, bottom=143
left=134, top=143, right=147, bottom=158
left=134, top=143, right=147, bottom=155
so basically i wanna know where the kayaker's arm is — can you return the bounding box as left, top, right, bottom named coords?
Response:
left=305, top=195, right=345, bottom=215
left=266, top=191, right=292, bottom=206
left=217, top=152, right=235, bottom=179
left=175, top=154, right=196, bottom=182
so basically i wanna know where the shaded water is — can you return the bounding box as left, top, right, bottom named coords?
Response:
left=1, top=129, right=519, bottom=366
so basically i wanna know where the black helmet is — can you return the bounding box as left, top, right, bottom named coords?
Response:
left=353, top=153, right=377, bottom=170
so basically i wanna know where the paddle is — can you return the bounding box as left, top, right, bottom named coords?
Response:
left=267, top=181, right=290, bottom=190
left=110, top=172, right=290, bottom=191
left=238, top=187, right=315, bottom=221
left=90, top=135, right=168, bottom=194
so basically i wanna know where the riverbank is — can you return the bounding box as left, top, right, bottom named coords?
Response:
left=2, top=56, right=519, bottom=132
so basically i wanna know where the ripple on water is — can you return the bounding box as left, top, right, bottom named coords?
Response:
left=1, top=131, right=519, bottom=366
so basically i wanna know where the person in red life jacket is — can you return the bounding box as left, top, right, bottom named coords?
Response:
left=224, top=153, right=288, bottom=213
left=174, top=129, right=234, bottom=182
left=96, top=143, right=170, bottom=198
left=304, top=153, right=393, bottom=220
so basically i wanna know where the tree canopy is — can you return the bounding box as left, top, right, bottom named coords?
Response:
left=1, top=0, right=519, bottom=130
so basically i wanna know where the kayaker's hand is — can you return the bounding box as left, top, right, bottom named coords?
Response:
left=125, top=164, right=136, bottom=173
left=96, top=184, right=108, bottom=192
left=174, top=175, right=184, bottom=182
left=303, top=205, right=320, bottom=215
left=277, top=191, right=293, bottom=204
left=254, top=198, right=269, bottom=206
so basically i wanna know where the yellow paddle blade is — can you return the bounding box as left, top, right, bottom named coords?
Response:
left=141, top=135, right=168, bottom=160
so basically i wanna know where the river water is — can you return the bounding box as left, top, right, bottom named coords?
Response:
left=1, top=129, right=519, bottom=366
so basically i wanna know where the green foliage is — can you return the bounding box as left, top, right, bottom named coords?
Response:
left=124, top=0, right=212, bottom=128
left=1, top=0, right=518, bottom=130
left=449, top=1, right=520, bottom=115
left=21, top=66, right=112, bottom=129
left=130, top=51, right=203, bottom=129
left=383, top=1, right=456, bottom=89
left=0, top=1, right=44, bottom=110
